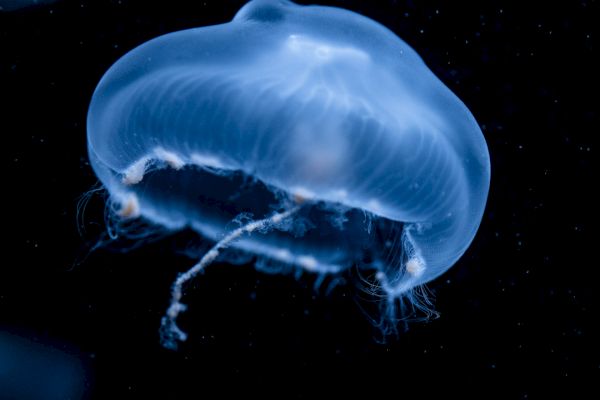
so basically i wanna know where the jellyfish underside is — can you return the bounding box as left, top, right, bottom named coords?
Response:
left=122, top=164, right=415, bottom=275
left=120, top=158, right=427, bottom=349
left=87, top=0, right=491, bottom=348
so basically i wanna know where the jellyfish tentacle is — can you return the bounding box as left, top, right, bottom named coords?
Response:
left=160, top=205, right=301, bottom=350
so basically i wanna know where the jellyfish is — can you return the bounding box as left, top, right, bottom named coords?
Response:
left=87, top=0, right=490, bottom=349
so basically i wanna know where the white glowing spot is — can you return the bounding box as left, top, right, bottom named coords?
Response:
left=366, top=198, right=382, bottom=213
left=122, top=157, right=149, bottom=185
left=118, top=193, right=140, bottom=218
left=298, top=255, right=318, bottom=271
left=406, top=257, right=425, bottom=277
left=289, top=119, right=349, bottom=184
left=286, top=34, right=370, bottom=62
left=190, top=153, right=226, bottom=170
left=275, top=249, right=292, bottom=261
left=271, top=213, right=285, bottom=224
left=154, top=147, right=184, bottom=169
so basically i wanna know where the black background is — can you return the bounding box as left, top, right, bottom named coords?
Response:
left=0, top=0, right=597, bottom=398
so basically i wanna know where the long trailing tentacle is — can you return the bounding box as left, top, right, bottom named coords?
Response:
left=160, top=205, right=301, bottom=350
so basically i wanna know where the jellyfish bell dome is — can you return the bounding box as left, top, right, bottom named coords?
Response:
left=87, top=0, right=490, bottom=337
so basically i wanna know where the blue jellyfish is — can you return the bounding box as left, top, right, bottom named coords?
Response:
left=87, top=0, right=490, bottom=348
